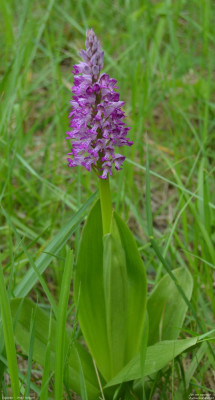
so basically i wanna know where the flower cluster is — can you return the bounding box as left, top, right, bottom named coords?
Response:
left=66, top=29, right=132, bottom=179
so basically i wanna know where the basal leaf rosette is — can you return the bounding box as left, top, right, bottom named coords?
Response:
left=74, top=201, right=147, bottom=381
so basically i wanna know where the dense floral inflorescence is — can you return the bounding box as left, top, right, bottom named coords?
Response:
left=66, top=29, right=132, bottom=179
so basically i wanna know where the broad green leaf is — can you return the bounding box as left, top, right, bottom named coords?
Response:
left=139, top=311, right=149, bottom=387
left=74, top=201, right=147, bottom=381
left=10, top=298, right=99, bottom=400
left=74, top=200, right=110, bottom=380
left=103, top=234, right=128, bottom=377
left=14, top=192, right=97, bottom=298
left=106, top=337, right=197, bottom=387
left=113, top=211, right=147, bottom=362
left=147, top=267, right=193, bottom=345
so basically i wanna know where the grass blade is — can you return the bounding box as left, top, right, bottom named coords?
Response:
left=14, top=192, right=97, bottom=298
left=40, top=311, right=53, bottom=400
left=24, top=307, right=36, bottom=399
left=55, top=248, right=74, bottom=400
left=2, top=207, right=58, bottom=316
left=126, top=158, right=215, bottom=210
left=145, top=145, right=215, bottom=363
left=0, top=258, right=20, bottom=398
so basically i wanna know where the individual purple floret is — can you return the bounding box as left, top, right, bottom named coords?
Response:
left=66, top=29, right=132, bottom=179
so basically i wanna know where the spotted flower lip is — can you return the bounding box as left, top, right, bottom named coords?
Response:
left=66, top=29, right=133, bottom=179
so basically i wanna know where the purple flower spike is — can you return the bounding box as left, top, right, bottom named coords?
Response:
left=66, top=29, right=133, bottom=179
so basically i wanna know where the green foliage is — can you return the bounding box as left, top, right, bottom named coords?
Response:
left=40, top=312, right=52, bottom=400
left=0, top=260, right=20, bottom=399
left=55, top=248, right=74, bottom=400
left=106, top=337, right=198, bottom=387
left=1, top=0, right=215, bottom=397
left=74, top=200, right=147, bottom=381
left=113, top=211, right=147, bottom=361
left=10, top=298, right=100, bottom=399
left=10, top=203, right=197, bottom=399
left=147, top=267, right=193, bottom=345
left=74, top=200, right=109, bottom=380
left=14, top=192, right=97, bottom=298
left=103, top=234, right=128, bottom=377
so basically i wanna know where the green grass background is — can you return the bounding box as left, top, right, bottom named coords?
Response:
left=0, top=0, right=215, bottom=398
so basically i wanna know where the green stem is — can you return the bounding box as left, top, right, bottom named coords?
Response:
left=99, top=177, right=112, bottom=235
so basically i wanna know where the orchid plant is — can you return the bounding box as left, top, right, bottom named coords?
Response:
left=63, top=29, right=195, bottom=398
left=5, top=29, right=210, bottom=400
